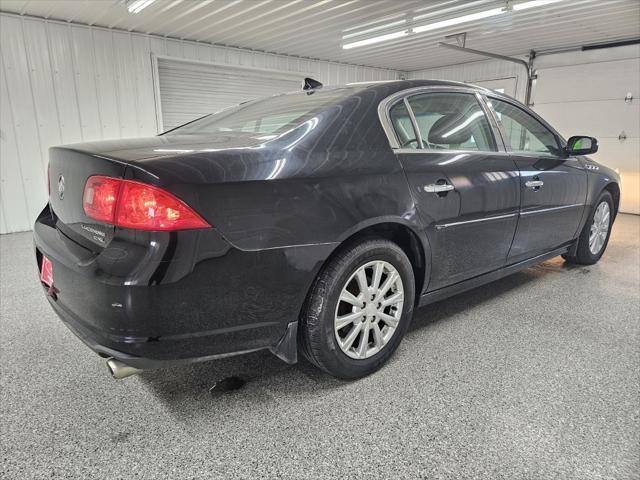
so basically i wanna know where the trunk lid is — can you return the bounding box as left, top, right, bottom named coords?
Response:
left=63, top=133, right=265, bottom=162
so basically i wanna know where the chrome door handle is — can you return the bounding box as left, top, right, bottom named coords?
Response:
left=525, top=180, right=544, bottom=188
left=424, top=183, right=454, bottom=193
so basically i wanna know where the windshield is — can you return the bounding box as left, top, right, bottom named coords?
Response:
left=165, top=87, right=359, bottom=136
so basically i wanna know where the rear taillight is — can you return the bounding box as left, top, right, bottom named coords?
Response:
left=82, top=176, right=210, bottom=231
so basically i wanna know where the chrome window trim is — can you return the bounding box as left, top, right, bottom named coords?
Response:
left=392, top=148, right=512, bottom=156
left=378, top=85, right=503, bottom=153
left=404, top=97, right=423, bottom=149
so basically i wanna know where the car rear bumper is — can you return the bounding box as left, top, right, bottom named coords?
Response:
left=34, top=205, right=335, bottom=370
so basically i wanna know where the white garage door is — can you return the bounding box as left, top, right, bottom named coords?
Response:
left=156, top=58, right=306, bottom=131
left=532, top=58, right=640, bottom=214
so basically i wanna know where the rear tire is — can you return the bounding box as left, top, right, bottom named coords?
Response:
left=563, top=190, right=614, bottom=265
left=299, top=239, right=415, bottom=379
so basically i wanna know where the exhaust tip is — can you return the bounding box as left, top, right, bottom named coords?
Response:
left=106, top=358, right=142, bottom=379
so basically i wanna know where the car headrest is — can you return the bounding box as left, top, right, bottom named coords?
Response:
left=428, top=112, right=474, bottom=145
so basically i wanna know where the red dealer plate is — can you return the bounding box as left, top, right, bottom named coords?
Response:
left=40, top=255, right=54, bottom=288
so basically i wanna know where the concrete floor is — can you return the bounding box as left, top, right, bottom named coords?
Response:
left=1, top=214, right=638, bottom=480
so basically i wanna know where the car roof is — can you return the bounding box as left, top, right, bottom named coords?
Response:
left=291, top=78, right=512, bottom=103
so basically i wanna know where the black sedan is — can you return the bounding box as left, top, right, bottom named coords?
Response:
left=34, top=79, right=620, bottom=380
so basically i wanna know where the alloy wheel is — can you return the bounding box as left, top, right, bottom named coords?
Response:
left=589, top=201, right=610, bottom=255
left=334, top=260, right=404, bottom=360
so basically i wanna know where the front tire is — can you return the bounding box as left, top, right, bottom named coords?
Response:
left=563, top=190, right=614, bottom=265
left=299, top=239, right=415, bottom=379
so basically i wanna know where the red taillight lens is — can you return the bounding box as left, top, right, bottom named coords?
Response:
left=115, top=181, right=209, bottom=231
left=83, top=176, right=121, bottom=223
left=82, top=176, right=209, bottom=231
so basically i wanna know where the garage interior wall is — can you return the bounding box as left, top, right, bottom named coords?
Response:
left=408, top=45, right=640, bottom=214
left=0, top=13, right=400, bottom=234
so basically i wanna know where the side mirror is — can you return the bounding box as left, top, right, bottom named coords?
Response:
left=566, top=136, right=598, bottom=156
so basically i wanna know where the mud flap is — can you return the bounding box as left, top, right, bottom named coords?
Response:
left=269, top=321, right=298, bottom=364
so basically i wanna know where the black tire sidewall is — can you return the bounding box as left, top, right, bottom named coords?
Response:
left=311, top=240, right=415, bottom=379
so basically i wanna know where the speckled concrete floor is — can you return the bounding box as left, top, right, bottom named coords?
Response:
left=1, top=214, right=638, bottom=480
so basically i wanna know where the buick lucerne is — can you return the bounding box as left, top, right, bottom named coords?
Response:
left=34, top=80, right=620, bottom=379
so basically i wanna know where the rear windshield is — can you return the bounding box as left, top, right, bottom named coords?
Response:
left=164, top=87, right=358, bottom=136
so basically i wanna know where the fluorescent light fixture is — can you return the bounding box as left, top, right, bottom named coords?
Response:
left=342, top=19, right=407, bottom=40
left=343, top=30, right=408, bottom=49
left=343, top=0, right=563, bottom=49
left=513, top=0, right=563, bottom=10
left=127, top=0, right=156, bottom=14
left=413, top=7, right=504, bottom=34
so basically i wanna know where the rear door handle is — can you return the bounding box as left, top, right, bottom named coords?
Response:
left=525, top=180, right=544, bottom=188
left=424, top=183, right=454, bottom=193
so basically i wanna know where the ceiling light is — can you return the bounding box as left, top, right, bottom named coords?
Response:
left=343, top=0, right=563, bottom=49
left=412, top=7, right=504, bottom=34
left=127, top=0, right=156, bottom=14
left=342, top=30, right=408, bottom=49
left=342, top=19, right=407, bottom=40
left=513, top=0, right=563, bottom=10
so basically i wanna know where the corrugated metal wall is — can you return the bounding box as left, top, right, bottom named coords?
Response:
left=0, top=13, right=400, bottom=234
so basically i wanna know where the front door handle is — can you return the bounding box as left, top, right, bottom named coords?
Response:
left=424, top=183, right=454, bottom=193
left=525, top=180, right=544, bottom=189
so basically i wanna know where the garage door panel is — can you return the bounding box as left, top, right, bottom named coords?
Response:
left=534, top=59, right=640, bottom=103
left=595, top=137, right=640, bottom=215
left=592, top=137, right=640, bottom=172
left=157, top=58, right=304, bottom=130
left=534, top=101, right=640, bottom=139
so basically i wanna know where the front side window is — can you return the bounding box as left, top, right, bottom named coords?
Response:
left=488, top=98, right=560, bottom=156
left=391, top=92, right=497, bottom=152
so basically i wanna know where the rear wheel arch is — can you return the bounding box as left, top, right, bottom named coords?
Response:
left=304, top=221, right=429, bottom=309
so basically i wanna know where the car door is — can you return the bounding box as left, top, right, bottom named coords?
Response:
left=484, top=96, right=588, bottom=263
left=385, top=88, right=520, bottom=291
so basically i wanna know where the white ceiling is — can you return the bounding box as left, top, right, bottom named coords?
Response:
left=0, top=0, right=638, bottom=71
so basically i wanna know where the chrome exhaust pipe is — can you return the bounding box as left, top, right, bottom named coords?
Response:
left=106, top=358, right=142, bottom=379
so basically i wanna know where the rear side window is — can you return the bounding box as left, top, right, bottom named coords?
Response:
left=488, top=98, right=560, bottom=156
left=393, top=92, right=496, bottom=152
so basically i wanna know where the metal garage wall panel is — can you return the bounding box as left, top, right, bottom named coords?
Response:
left=0, top=15, right=47, bottom=227
left=92, top=29, right=121, bottom=140
left=130, top=35, right=159, bottom=136
left=113, top=31, right=141, bottom=138
left=70, top=25, right=103, bottom=141
left=0, top=62, right=32, bottom=232
left=0, top=12, right=399, bottom=233
left=47, top=22, right=83, bottom=145
left=21, top=19, right=62, bottom=166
